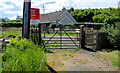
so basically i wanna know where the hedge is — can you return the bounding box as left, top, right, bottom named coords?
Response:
left=0, top=22, right=22, bottom=27
left=72, top=22, right=106, bottom=26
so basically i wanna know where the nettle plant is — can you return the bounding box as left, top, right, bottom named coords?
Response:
left=2, top=38, right=46, bottom=71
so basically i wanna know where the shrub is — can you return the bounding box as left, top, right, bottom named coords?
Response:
left=100, top=23, right=120, bottom=49
left=50, top=23, right=56, bottom=29
left=9, top=20, right=22, bottom=22
left=2, top=38, right=46, bottom=71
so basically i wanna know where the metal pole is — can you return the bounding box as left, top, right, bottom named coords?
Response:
left=60, top=25, right=62, bottom=49
left=22, top=0, right=31, bottom=39
left=35, top=25, right=37, bottom=44
left=39, top=23, right=41, bottom=45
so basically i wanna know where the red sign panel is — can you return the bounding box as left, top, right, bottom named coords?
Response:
left=30, top=8, right=40, bottom=20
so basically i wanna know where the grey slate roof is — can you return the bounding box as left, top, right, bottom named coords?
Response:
left=39, top=10, right=77, bottom=24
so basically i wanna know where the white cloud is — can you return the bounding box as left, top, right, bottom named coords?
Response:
left=31, top=0, right=71, bottom=14
left=5, top=10, right=23, bottom=15
left=31, top=0, right=120, bottom=14
left=4, top=4, right=15, bottom=9
left=0, top=2, right=15, bottom=10
left=0, top=0, right=24, bottom=10
left=0, top=0, right=120, bottom=18
left=9, top=15, right=17, bottom=20
left=72, top=0, right=120, bottom=9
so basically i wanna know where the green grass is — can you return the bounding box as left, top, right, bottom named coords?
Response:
left=2, top=30, right=22, bottom=37
left=2, top=27, right=78, bottom=37
left=41, top=31, right=77, bottom=36
left=103, top=50, right=120, bottom=67
left=0, top=53, right=1, bottom=73
left=2, top=30, right=77, bottom=37
left=2, top=27, right=22, bottom=37
left=73, top=22, right=106, bottom=26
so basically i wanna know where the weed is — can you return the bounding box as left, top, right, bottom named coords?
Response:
left=2, top=38, right=46, bottom=71
left=63, top=54, right=67, bottom=56
left=69, top=54, right=74, bottom=58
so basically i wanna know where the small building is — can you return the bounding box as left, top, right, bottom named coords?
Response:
left=1, top=17, right=10, bottom=22
left=16, top=16, right=23, bottom=21
left=39, top=8, right=77, bottom=32
left=4, top=17, right=10, bottom=21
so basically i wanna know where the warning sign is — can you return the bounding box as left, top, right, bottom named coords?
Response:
left=30, top=8, right=40, bottom=20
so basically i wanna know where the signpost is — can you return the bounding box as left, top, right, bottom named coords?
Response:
left=30, top=8, right=40, bottom=45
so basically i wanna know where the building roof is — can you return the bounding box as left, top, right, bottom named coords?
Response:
left=40, top=10, right=64, bottom=23
left=17, top=16, right=23, bottom=18
left=39, top=9, right=77, bottom=24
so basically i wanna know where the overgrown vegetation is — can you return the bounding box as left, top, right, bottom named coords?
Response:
left=2, top=38, right=46, bottom=71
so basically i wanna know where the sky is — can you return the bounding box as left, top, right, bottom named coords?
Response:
left=0, top=0, right=119, bottom=20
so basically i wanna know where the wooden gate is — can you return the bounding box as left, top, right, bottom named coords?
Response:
left=85, top=30, right=97, bottom=51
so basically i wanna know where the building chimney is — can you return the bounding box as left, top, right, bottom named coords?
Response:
left=62, top=7, right=66, bottom=11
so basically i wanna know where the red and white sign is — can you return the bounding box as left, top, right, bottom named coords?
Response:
left=30, top=8, right=40, bottom=20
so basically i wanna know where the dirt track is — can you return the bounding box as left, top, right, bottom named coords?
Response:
left=45, top=49, right=118, bottom=71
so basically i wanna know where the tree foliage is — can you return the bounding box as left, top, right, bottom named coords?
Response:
left=1, top=18, right=6, bottom=22
left=92, top=14, right=109, bottom=23
left=68, top=7, right=120, bottom=23
left=104, top=16, right=120, bottom=25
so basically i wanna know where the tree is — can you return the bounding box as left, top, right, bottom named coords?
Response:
left=68, top=7, right=119, bottom=23
left=92, top=14, right=109, bottom=23
left=1, top=18, right=6, bottom=22
left=67, top=7, right=74, bottom=13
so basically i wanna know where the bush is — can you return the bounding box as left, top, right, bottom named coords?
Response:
left=9, top=20, right=22, bottom=22
left=100, top=23, right=120, bottom=49
left=2, top=38, right=46, bottom=71
left=50, top=23, right=56, bottom=29
left=50, top=23, right=67, bottom=28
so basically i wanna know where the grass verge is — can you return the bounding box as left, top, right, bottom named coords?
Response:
left=103, top=50, right=120, bottom=67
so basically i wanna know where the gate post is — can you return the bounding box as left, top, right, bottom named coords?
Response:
left=79, top=25, right=85, bottom=49
left=38, top=23, right=41, bottom=45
